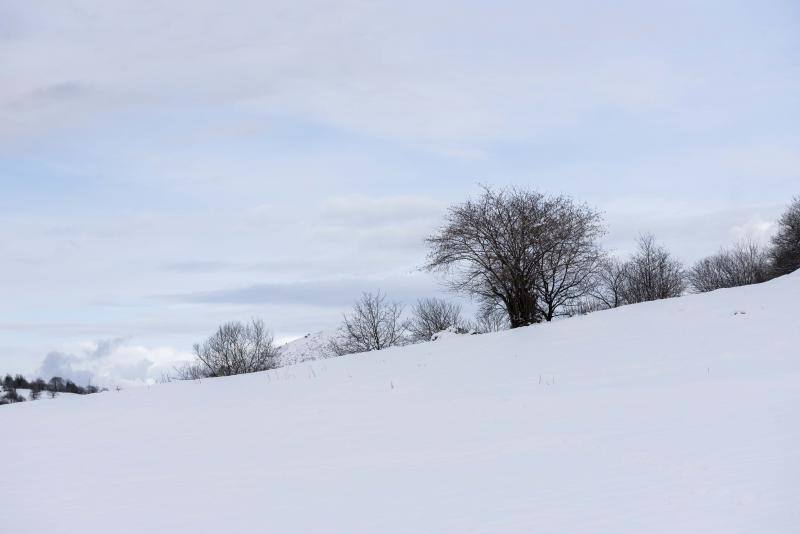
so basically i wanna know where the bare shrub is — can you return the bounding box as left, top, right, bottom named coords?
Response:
left=770, top=196, right=800, bottom=276
left=690, top=239, right=772, bottom=292
left=407, top=298, right=465, bottom=342
left=472, top=304, right=510, bottom=333
left=564, top=297, right=606, bottom=317
left=186, top=318, right=279, bottom=378
left=329, top=291, right=407, bottom=356
left=620, top=234, right=686, bottom=303
left=173, top=361, right=210, bottom=381
left=425, top=186, right=605, bottom=327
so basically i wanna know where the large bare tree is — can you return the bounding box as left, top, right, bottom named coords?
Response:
left=425, top=186, right=604, bottom=327
left=329, top=291, right=407, bottom=356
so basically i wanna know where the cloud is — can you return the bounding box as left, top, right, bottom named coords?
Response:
left=3, top=1, right=795, bottom=146
left=731, top=217, right=777, bottom=245
left=161, top=260, right=235, bottom=274
left=35, top=338, right=193, bottom=387
left=39, top=351, right=94, bottom=385
left=8, top=81, right=91, bottom=109
left=85, top=337, right=127, bottom=359
left=161, top=274, right=441, bottom=308
left=321, top=195, right=443, bottom=227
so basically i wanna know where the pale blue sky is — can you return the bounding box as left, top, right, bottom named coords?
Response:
left=1, top=0, right=798, bottom=384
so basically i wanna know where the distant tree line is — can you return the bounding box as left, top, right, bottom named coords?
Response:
left=0, top=373, right=103, bottom=405
left=4, top=190, right=794, bottom=388
left=174, top=189, right=800, bottom=377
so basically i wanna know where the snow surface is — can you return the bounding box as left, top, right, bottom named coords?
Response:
left=3, top=274, right=800, bottom=532
left=277, top=329, right=336, bottom=366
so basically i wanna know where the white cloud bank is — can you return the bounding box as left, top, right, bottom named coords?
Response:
left=36, top=338, right=194, bottom=387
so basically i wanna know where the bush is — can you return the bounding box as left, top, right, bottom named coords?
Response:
left=407, top=298, right=465, bottom=342
left=471, top=304, right=510, bottom=333
left=182, top=318, right=279, bottom=378
left=689, top=240, right=772, bottom=292
left=329, top=291, right=407, bottom=356
left=619, top=234, right=686, bottom=303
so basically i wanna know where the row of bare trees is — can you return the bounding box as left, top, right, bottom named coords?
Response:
left=327, top=234, right=692, bottom=355
left=689, top=197, right=800, bottom=292
left=688, top=240, right=772, bottom=293
left=686, top=197, right=799, bottom=293
left=425, top=187, right=800, bottom=323
left=177, top=295, right=482, bottom=375
left=1, top=374, right=102, bottom=405
left=178, top=190, right=799, bottom=373
left=326, top=293, right=501, bottom=356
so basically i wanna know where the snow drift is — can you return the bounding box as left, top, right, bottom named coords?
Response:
left=3, top=273, right=799, bottom=532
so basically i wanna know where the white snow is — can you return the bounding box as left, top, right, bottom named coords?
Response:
left=3, top=273, right=799, bottom=532
left=277, top=329, right=337, bottom=366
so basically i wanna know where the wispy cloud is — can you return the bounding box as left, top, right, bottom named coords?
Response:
left=160, top=274, right=440, bottom=308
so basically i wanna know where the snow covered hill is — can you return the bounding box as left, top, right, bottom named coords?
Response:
left=277, top=329, right=336, bottom=366
left=3, top=274, right=799, bottom=533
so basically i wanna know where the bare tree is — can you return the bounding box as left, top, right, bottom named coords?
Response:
left=187, top=318, right=279, bottom=378
left=329, top=291, right=407, bottom=356
left=689, top=239, right=772, bottom=292
left=407, top=298, right=465, bottom=342
left=590, top=257, right=628, bottom=309
left=770, top=196, right=800, bottom=276
left=425, top=186, right=605, bottom=327
left=620, top=234, right=686, bottom=303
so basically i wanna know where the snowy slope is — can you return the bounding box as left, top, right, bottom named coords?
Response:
left=3, top=274, right=800, bottom=533
left=277, top=329, right=336, bottom=366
